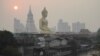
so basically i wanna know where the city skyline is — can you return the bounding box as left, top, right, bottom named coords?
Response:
left=13, top=8, right=86, bottom=33
left=0, top=0, right=100, bottom=32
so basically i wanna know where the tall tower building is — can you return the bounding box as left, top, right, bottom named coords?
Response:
left=64, top=22, right=71, bottom=32
left=26, top=6, right=37, bottom=33
left=57, top=19, right=71, bottom=32
left=14, top=18, right=25, bottom=33
left=57, top=19, right=63, bottom=32
left=72, top=22, right=85, bottom=33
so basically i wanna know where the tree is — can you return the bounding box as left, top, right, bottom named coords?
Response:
left=97, top=28, right=100, bottom=43
left=95, top=28, right=100, bottom=54
left=0, top=30, right=21, bottom=56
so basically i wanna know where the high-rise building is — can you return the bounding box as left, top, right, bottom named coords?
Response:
left=57, top=19, right=71, bottom=32
left=64, top=22, right=71, bottom=32
left=26, top=6, right=37, bottom=33
left=14, top=18, right=25, bottom=33
left=72, top=22, right=85, bottom=33
left=57, top=19, right=63, bottom=32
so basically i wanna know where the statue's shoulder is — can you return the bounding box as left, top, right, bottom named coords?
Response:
left=39, top=18, right=42, bottom=21
left=40, top=18, right=45, bottom=22
left=39, top=18, right=44, bottom=24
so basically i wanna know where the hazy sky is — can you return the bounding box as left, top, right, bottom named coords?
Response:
left=0, top=0, right=100, bottom=32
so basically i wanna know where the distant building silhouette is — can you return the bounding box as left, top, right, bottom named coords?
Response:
left=57, top=19, right=71, bottom=32
left=64, top=22, right=71, bottom=32
left=14, top=18, right=25, bottom=33
left=80, top=29, right=91, bottom=34
left=72, top=22, right=85, bottom=33
left=26, top=6, right=37, bottom=33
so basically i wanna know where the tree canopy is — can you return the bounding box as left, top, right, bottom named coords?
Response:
left=97, top=28, right=100, bottom=43
left=0, top=30, right=21, bottom=56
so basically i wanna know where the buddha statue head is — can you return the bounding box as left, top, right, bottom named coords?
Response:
left=42, top=7, right=48, bottom=18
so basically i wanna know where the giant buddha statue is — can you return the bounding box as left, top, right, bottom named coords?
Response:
left=39, top=7, right=51, bottom=34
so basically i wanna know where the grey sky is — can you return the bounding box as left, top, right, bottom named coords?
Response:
left=0, top=0, right=100, bottom=32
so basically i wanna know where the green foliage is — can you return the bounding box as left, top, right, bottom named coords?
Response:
left=95, top=28, right=100, bottom=50
left=97, top=28, right=100, bottom=37
left=2, top=46, right=21, bottom=56
left=97, top=28, right=100, bottom=43
left=0, top=30, right=21, bottom=56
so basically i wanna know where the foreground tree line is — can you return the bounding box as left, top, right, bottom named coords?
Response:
left=93, top=28, right=100, bottom=56
left=0, top=30, right=21, bottom=56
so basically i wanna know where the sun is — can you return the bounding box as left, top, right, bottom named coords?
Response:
left=14, top=6, right=18, bottom=10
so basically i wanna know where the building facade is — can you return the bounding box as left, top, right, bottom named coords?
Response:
left=14, top=18, right=25, bottom=33
left=72, top=22, right=85, bottom=33
left=26, top=6, right=37, bottom=33
left=57, top=19, right=71, bottom=32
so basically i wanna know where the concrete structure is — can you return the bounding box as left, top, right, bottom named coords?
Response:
left=57, top=19, right=71, bottom=32
left=80, top=29, right=91, bottom=34
left=14, top=18, right=25, bottom=33
left=72, top=22, right=85, bottom=33
left=14, top=33, right=94, bottom=56
left=26, top=6, right=37, bottom=33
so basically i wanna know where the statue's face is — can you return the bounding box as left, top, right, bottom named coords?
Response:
left=42, top=12, right=48, bottom=18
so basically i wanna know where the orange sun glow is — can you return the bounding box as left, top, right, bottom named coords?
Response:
left=14, top=6, right=18, bottom=10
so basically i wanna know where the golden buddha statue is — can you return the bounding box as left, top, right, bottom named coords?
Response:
left=39, top=7, right=51, bottom=34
